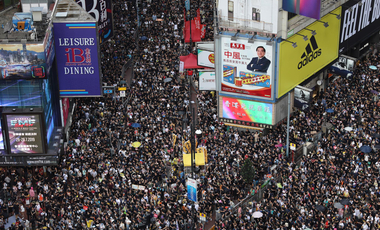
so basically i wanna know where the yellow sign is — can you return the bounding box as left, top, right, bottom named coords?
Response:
left=278, top=7, right=341, bottom=98
left=172, top=134, right=177, bottom=146
left=290, top=143, right=296, bottom=151
left=118, top=87, right=127, bottom=91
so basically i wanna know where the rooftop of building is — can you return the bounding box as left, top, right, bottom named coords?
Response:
left=0, top=7, right=50, bottom=43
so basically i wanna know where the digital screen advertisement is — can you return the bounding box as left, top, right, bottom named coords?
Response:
left=197, top=49, right=215, bottom=68
left=199, top=71, right=216, bottom=91
left=75, top=0, right=114, bottom=43
left=53, top=22, right=102, bottom=97
left=0, top=43, right=46, bottom=80
left=220, top=96, right=273, bottom=128
left=43, top=24, right=55, bottom=77
left=0, top=123, right=4, bottom=150
left=6, top=114, right=45, bottom=154
left=282, top=0, right=321, bottom=20
left=220, top=37, right=273, bottom=99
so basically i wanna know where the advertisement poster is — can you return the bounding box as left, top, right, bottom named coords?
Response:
left=278, top=7, right=341, bottom=98
left=6, top=114, right=44, bottom=154
left=294, top=86, right=312, bottom=110
left=43, top=24, right=55, bottom=77
left=62, top=98, right=70, bottom=127
left=220, top=96, right=273, bottom=128
left=282, top=0, right=321, bottom=20
left=197, top=49, right=215, bottom=68
left=187, top=178, right=197, bottom=202
left=220, top=37, right=273, bottom=99
left=340, top=0, right=380, bottom=54
left=199, top=71, right=216, bottom=90
left=0, top=43, right=46, bottom=79
left=53, top=22, right=102, bottom=97
left=76, top=0, right=114, bottom=43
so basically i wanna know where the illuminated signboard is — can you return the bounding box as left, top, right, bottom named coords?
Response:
left=5, top=114, right=45, bottom=154
left=219, top=96, right=273, bottom=128
left=220, top=37, right=274, bottom=99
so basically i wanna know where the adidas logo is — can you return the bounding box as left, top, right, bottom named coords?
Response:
left=297, top=35, right=322, bottom=69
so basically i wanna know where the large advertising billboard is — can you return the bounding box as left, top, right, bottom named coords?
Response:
left=340, top=0, right=380, bottom=54
left=220, top=37, right=274, bottom=99
left=278, top=7, right=341, bottom=98
left=282, top=0, right=321, bottom=20
left=53, top=22, right=102, bottom=97
left=75, top=0, right=114, bottom=43
left=199, top=71, right=216, bottom=91
left=0, top=43, right=46, bottom=80
left=197, top=49, right=215, bottom=68
left=5, top=114, right=45, bottom=154
left=217, top=0, right=279, bottom=34
left=43, top=24, right=55, bottom=77
left=219, top=96, right=274, bottom=128
left=294, top=86, right=312, bottom=110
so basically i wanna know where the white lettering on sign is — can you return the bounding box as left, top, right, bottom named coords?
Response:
left=58, top=38, right=95, bottom=46
left=341, top=0, right=380, bottom=43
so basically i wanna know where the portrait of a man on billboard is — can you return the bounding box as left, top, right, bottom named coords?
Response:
left=247, top=46, right=271, bottom=73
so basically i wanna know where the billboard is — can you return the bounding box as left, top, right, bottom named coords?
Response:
left=187, top=178, right=197, bottom=202
left=220, top=37, right=274, bottom=99
left=0, top=43, right=46, bottom=80
left=75, top=0, right=114, bottom=43
left=282, top=0, right=321, bottom=20
left=278, top=7, right=341, bottom=98
left=199, top=71, right=216, bottom=90
left=219, top=96, right=274, bottom=128
left=217, top=0, right=279, bottom=34
left=0, top=122, right=3, bottom=150
left=43, top=24, right=55, bottom=77
left=5, top=114, right=45, bottom=154
left=294, top=86, right=312, bottom=110
left=339, top=0, right=380, bottom=54
left=197, top=49, right=215, bottom=68
left=53, top=22, right=102, bottom=97
left=61, top=98, right=70, bottom=127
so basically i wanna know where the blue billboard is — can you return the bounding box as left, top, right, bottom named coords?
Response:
left=53, top=22, right=102, bottom=97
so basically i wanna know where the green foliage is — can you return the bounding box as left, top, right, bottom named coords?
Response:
left=240, top=158, right=255, bottom=184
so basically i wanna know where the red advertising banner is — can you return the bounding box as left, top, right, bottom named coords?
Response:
left=62, top=98, right=70, bottom=127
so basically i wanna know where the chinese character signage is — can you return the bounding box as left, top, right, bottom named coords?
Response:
left=53, top=22, right=102, bottom=97
left=75, top=0, right=114, bottom=43
left=220, top=37, right=274, bottom=99
left=221, top=96, right=273, bottom=126
left=0, top=43, right=46, bottom=80
left=5, top=114, right=45, bottom=154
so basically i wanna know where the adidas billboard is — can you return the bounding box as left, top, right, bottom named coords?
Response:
left=278, top=7, right=341, bottom=98
left=297, top=36, right=322, bottom=69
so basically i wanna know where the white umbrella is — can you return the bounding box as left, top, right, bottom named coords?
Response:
left=344, top=127, right=353, bottom=132
left=252, top=211, right=263, bottom=218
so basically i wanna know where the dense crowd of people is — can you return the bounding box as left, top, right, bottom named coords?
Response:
left=0, top=0, right=379, bottom=229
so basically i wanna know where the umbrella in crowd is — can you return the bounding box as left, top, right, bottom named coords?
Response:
left=326, top=108, right=334, bottom=113
left=360, top=145, right=372, bottom=153
left=164, top=77, right=173, bottom=83
left=132, top=142, right=141, bottom=148
left=369, top=65, right=377, bottom=70
left=131, top=123, right=141, bottom=128
left=315, top=205, right=326, bottom=212
left=340, top=199, right=350, bottom=205
left=344, top=127, right=353, bottom=132
left=333, top=202, right=344, bottom=209
left=252, top=211, right=263, bottom=218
